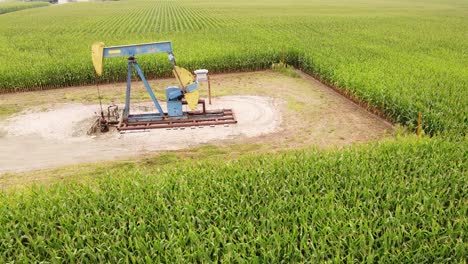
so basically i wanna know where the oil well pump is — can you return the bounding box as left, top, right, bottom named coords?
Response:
left=91, top=41, right=236, bottom=132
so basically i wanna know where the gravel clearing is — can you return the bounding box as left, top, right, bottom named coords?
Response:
left=0, top=96, right=280, bottom=172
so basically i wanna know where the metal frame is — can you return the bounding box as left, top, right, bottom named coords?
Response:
left=97, top=41, right=237, bottom=131
left=124, top=57, right=165, bottom=121
left=118, top=100, right=236, bottom=131
left=101, top=41, right=176, bottom=122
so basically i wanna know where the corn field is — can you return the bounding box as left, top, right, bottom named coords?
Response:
left=0, top=138, right=466, bottom=262
left=0, top=0, right=467, bottom=262
left=0, top=1, right=48, bottom=15
left=0, top=0, right=466, bottom=136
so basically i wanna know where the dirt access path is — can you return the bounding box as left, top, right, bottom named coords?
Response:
left=0, top=70, right=393, bottom=173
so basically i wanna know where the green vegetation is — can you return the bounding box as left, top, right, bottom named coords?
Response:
left=0, top=1, right=49, bottom=15
left=272, top=63, right=300, bottom=78
left=1, top=138, right=466, bottom=262
left=0, top=0, right=467, bottom=135
left=0, top=0, right=467, bottom=261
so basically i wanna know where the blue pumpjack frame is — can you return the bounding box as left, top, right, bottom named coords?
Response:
left=101, top=41, right=176, bottom=122
left=124, top=57, right=165, bottom=120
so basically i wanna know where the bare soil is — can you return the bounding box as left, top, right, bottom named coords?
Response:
left=0, top=96, right=279, bottom=172
left=0, top=70, right=393, bottom=173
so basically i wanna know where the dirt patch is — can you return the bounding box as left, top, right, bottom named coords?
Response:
left=0, top=70, right=393, bottom=174
left=0, top=96, right=280, bottom=172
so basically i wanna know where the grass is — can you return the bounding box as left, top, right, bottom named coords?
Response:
left=272, top=63, right=301, bottom=78
left=0, top=104, right=20, bottom=118
left=286, top=95, right=305, bottom=112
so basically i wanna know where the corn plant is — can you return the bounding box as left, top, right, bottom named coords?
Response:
left=0, top=0, right=466, bottom=136
left=0, top=138, right=466, bottom=262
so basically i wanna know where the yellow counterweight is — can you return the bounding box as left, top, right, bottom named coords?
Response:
left=172, top=66, right=195, bottom=91
left=173, top=66, right=199, bottom=111
left=184, top=90, right=200, bottom=111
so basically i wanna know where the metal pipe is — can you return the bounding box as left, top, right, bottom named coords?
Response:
left=123, top=58, right=133, bottom=121
left=208, top=75, right=212, bottom=105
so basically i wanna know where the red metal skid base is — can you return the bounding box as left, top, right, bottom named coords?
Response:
left=117, top=109, right=237, bottom=131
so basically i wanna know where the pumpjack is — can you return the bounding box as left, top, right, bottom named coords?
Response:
left=91, top=41, right=236, bottom=132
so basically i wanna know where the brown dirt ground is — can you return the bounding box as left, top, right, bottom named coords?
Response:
left=0, top=70, right=393, bottom=185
